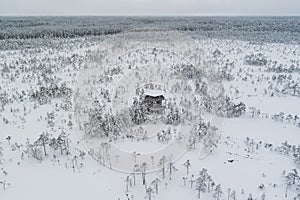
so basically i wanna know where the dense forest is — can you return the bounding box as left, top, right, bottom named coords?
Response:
left=1, top=16, right=300, bottom=43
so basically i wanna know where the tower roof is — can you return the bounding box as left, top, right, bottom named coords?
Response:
left=144, top=90, right=165, bottom=97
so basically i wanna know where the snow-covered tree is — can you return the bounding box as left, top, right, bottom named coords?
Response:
left=165, top=105, right=181, bottom=125
left=129, top=97, right=147, bottom=125
left=230, top=190, right=237, bottom=200
left=146, top=187, right=154, bottom=200
left=192, top=119, right=209, bottom=141
left=217, top=96, right=246, bottom=118
left=26, top=139, right=43, bottom=161
left=151, top=178, right=160, bottom=194
left=195, top=168, right=211, bottom=199
left=36, top=132, right=50, bottom=156
left=261, top=193, right=266, bottom=200
left=244, top=53, right=267, bottom=66
left=195, top=175, right=206, bottom=199
left=56, top=131, right=70, bottom=155
left=203, top=126, right=220, bottom=152
left=167, top=159, right=177, bottom=180
left=247, top=193, right=253, bottom=200
left=183, top=160, right=191, bottom=175
left=0, top=146, right=4, bottom=164
left=285, top=169, right=300, bottom=197
left=213, top=184, right=223, bottom=200
left=141, top=162, right=148, bottom=187
left=159, top=156, right=167, bottom=179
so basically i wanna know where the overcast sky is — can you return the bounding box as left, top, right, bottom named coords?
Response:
left=1, top=0, right=300, bottom=16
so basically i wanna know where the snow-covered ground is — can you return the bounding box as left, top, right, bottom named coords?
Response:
left=0, top=25, right=300, bottom=200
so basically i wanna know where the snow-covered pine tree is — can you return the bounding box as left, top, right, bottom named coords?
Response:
left=36, top=132, right=50, bottom=156
left=183, top=160, right=191, bottom=175
left=203, top=126, right=220, bottom=152
left=213, top=184, right=223, bottom=200
left=195, top=175, right=206, bottom=199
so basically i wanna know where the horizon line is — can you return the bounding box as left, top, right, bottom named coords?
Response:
left=1, top=13, right=300, bottom=17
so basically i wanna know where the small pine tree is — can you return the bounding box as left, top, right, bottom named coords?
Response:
left=213, top=184, right=223, bottom=200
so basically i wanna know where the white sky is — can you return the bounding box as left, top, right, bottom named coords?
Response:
left=1, top=0, right=300, bottom=16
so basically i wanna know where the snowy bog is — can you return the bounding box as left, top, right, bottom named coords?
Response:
left=0, top=17, right=300, bottom=200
